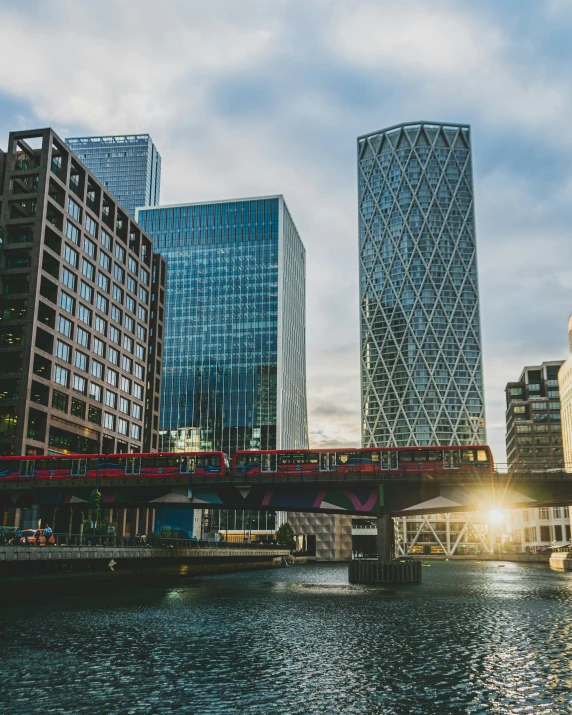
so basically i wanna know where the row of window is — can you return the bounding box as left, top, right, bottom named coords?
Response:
left=57, top=315, right=146, bottom=361
left=54, top=337, right=144, bottom=379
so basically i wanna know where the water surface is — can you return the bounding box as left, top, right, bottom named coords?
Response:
left=1, top=561, right=572, bottom=714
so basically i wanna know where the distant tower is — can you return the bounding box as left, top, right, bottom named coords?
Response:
left=65, top=134, right=161, bottom=219
left=358, top=121, right=486, bottom=447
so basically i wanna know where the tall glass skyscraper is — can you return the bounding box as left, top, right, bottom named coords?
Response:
left=358, top=121, right=486, bottom=447
left=137, top=196, right=308, bottom=456
left=64, top=134, right=161, bottom=219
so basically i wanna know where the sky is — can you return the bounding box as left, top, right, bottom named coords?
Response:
left=1, top=0, right=572, bottom=464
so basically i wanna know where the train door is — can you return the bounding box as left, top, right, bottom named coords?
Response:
left=381, top=452, right=398, bottom=470
left=180, top=456, right=195, bottom=474
left=443, top=450, right=461, bottom=470
left=125, top=457, right=141, bottom=476
left=19, top=460, right=31, bottom=478
left=319, top=453, right=333, bottom=472
left=71, top=458, right=87, bottom=476
left=261, top=453, right=277, bottom=473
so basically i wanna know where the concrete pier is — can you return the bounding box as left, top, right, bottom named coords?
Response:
left=349, top=560, right=422, bottom=584
left=549, top=552, right=572, bottom=571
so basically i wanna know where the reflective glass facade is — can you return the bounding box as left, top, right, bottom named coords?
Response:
left=358, top=122, right=486, bottom=447
left=64, top=135, right=161, bottom=219
left=138, top=196, right=308, bottom=456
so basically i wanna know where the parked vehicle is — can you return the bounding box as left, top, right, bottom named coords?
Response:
left=11, top=529, right=55, bottom=546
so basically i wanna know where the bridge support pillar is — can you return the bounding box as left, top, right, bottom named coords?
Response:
left=376, top=515, right=394, bottom=562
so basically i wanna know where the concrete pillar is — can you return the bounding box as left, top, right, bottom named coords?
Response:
left=52, top=507, right=58, bottom=534
left=68, top=509, right=73, bottom=542
left=79, top=512, right=85, bottom=544
left=14, top=508, right=21, bottom=529
left=144, top=508, right=149, bottom=536
left=446, top=515, right=451, bottom=556
left=119, top=509, right=127, bottom=537
left=134, top=508, right=140, bottom=536
left=151, top=508, right=156, bottom=534
left=376, top=514, right=394, bottom=562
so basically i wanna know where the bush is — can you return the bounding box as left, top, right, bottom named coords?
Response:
left=276, top=523, right=295, bottom=550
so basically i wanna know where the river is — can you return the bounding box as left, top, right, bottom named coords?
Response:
left=1, top=561, right=572, bottom=714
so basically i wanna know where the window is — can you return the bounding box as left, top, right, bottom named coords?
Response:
left=550, top=413, right=561, bottom=421
left=78, top=303, right=92, bottom=326
left=134, top=363, right=144, bottom=380
left=66, top=221, right=80, bottom=245
left=113, top=264, right=125, bottom=283
left=54, top=365, right=70, bottom=387
left=510, top=388, right=523, bottom=396
left=136, top=324, right=146, bottom=341
left=108, top=346, right=120, bottom=365
left=80, top=281, right=93, bottom=303
left=71, top=398, right=86, bottom=420
left=52, top=390, right=68, bottom=412
left=123, top=335, right=133, bottom=353
left=135, top=344, right=145, bottom=361
left=96, top=293, right=109, bottom=314
left=113, top=284, right=123, bottom=303
left=97, top=272, right=110, bottom=293
left=81, top=259, right=95, bottom=281
left=104, top=412, right=115, bottom=430
left=122, top=356, right=133, bottom=373
left=539, top=507, right=550, bottom=520
left=59, top=291, right=75, bottom=315
left=72, top=374, right=87, bottom=394
left=105, top=390, right=117, bottom=408
left=138, top=287, right=148, bottom=304
left=91, top=360, right=104, bottom=379
left=133, top=383, right=143, bottom=400
left=83, top=238, right=96, bottom=260
left=68, top=198, right=81, bottom=222
left=111, top=305, right=122, bottom=324
left=125, top=295, right=135, bottom=313
left=118, top=418, right=128, bottom=435
left=531, top=402, right=546, bottom=410
left=62, top=267, right=77, bottom=291
left=89, top=382, right=102, bottom=402
left=529, top=384, right=540, bottom=392
left=140, top=267, right=149, bottom=285
left=548, top=390, right=560, bottom=399
left=64, top=244, right=78, bottom=268
left=58, top=315, right=73, bottom=339
left=119, top=397, right=130, bottom=415
left=106, top=368, right=118, bottom=387
left=549, top=401, right=561, bottom=410
left=513, top=406, right=526, bottom=414
left=98, top=251, right=111, bottom=271
left=127, top=276, right=136, bottom=294
left=88, top=405, right=102, bottom=425
left=132, top=403, right=141, bottom=420
left=523, top=510, right=529, bottom=522
left=130, top=424, right=141, bottom=441
left=74, top=350, right=88, bottom=372
left=84, top=215, right=97, bottom=238
left=516, top=424, right=531, bottom=433
left=533, top=414, right=547, bottom=422
left=120, top=376, right=131, bottom=394
left=109, top=325, right=120, bottom=344
left=553, top=507, right=561, bottom=519
left=137, top=305, right=147, bottom=322
left=128, top=256, right=138, bottom=275
left=56, top=339, right=71, bottom=363
left=124, top=315, right=134, bottom=333
left=94, top=315, right=107, bottom=336
left=101, top=230, right=112, bottom=251
left=114, top=244, right=125, bottom=263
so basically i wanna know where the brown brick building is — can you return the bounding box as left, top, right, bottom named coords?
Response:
left=0, top=128, right=165, bottom=457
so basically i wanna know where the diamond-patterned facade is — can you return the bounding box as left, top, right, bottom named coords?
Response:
left=358, top=122, right=486, bottom=447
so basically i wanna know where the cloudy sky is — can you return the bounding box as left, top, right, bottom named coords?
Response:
left=1, top=0, right=572, bottom=463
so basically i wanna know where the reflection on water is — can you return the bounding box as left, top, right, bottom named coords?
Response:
left=1, top=562, right=572, bottom=714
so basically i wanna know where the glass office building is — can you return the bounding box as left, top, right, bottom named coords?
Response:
left=137, top=196, right=308, bottom=457
left=358, top=121, right=486, bottom=447
left=65, top=135, right=161, bottom=219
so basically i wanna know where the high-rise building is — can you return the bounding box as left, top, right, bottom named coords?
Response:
left=358, top=121, right=486, bottom=448
left=137, top=196, right=308, bottom=456
left=505, top=362, right=564, bottom=470
left=0, top=128, right=165, bottom=456
left=138, top=196, right=308, bottom=540
left=558, top=315, right=572, bottom=472
left=65, top=135, right=161, bottom=220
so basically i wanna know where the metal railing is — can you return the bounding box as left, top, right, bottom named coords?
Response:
left=0, top=531, right=288, bottom=550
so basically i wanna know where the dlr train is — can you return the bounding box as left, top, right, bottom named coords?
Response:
left=0, top=445, right=493, bottom=481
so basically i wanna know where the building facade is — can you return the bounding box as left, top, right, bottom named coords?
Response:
left=509, top=507, right=571, bottom=553
left=358, top=121, right=486, bottom=447
left=558, top=315, right=572, bottom=472
left=0, top=128, right=164, bottom=456
left=505, top=362, right=564, bottom=470
left=65, top=135, right=161, bottom=220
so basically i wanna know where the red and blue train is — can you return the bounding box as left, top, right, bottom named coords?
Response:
left=0, top=445, right=493, bottom=482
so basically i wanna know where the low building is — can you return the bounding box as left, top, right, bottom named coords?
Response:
left=510, top=507, right=571, bottom=552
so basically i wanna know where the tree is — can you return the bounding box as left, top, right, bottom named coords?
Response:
left=276, top=522, right=295, bottom=550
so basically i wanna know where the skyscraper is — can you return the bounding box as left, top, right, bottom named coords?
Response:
left=0, top=128, right=165, bottom=457
left=65, top=135, right=161, bottom=219
left=137, top=196, right=308, bottom=456
left=358, top=121, right=486, bottom=448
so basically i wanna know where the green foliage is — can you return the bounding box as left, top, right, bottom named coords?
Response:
left=276, top=522, right=295, bottom=550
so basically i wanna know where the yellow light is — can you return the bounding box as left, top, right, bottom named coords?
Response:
left=488, top=509, right=504, bottom=524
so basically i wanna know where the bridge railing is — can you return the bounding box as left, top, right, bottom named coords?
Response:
left=1, top=532, right=288, bottom=550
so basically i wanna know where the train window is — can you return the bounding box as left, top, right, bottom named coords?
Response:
left=0, top=460, right=19, bottom=475
left=277, top=454, right=292, bottom=465
left=87, top=458, right=99, bottom=470
left=371, top=452, right=380, bottom=463
left=398, top=452, right=413, bottom=462
left=19, top=460, right=31, bottom=477
left=427, top=451, right=443, bottom=462
left=336, top=453, right=349, bottom=464
left=236, top=454, right=257, bottom=467
left=141, top=456, right=155, bottom=468
left=476, top=450, right=488, bottom=462
left=165, top=456, right=179, bottom=468
left=462, top=450, right=476, bottom=463
left=117, top=457, right=126, bottom=469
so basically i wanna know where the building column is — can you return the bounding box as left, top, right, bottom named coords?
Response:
left=144, top=508, right=149, bottom=535
left=134, top=508, right=140, bottom=536
left=119, top=509, right=127, bottom=537
left=446, top=515, right=451, bottom=556
left=151, top=508, right=156, bottom=534
left=376, top=514, right=394, bottom=562
left=14, top=508, right=21, bottom=529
